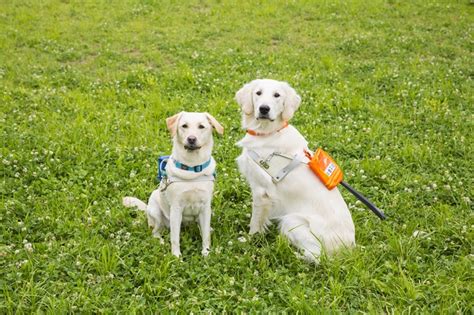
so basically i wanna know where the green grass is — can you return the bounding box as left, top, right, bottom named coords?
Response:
left=1, top=0, right=473, bottom=312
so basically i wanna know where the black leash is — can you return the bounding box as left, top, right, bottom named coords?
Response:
left=340, top=181, right=386, bottom=220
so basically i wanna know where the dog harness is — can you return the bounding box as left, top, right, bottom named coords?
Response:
left=247, top=150, right=309, bottom=183
left=245, top=122, right=308, bottom=183
left=158, top=156, right=215, bottom=191
left=244, top=125, right=388, bottom=219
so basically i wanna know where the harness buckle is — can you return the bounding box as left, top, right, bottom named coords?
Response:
left=259, top=160, right=270, bottom=169
left=194, top=165, right=203, bottom=172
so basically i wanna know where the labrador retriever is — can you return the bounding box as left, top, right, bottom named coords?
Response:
left=123, top=112, right=224, bottom=257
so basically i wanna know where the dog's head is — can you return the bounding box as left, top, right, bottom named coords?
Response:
left=235, top=79, right=301, bottom=131
left=166, top=112, right=224, bottom=152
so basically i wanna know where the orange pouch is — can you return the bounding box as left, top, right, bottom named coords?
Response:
left=307, top=148, right=343, bottom=190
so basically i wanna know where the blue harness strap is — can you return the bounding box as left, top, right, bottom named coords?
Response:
left=157, top=155, right=170, bottom=182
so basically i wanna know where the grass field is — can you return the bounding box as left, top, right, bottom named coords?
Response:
left=1, top=0, right=473, bottom=312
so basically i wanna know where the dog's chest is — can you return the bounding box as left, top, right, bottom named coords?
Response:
left=180, top=189, right=208, bottom=215
left=160, top=185, right=211, bottom=218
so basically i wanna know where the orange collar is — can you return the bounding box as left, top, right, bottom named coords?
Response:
left=247, top=121, right=289, bottom=136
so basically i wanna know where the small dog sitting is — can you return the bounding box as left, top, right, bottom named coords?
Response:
left=123, top=112, right=224, bottom=257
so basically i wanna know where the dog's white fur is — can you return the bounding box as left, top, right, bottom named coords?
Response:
left=235, top=79, right=355, bottom=262
left=123, top=112, right=224, bottom=257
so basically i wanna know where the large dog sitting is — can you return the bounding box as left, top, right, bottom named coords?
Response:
left=235, top=79, right=355, bottom=262
left=124, top=112, right=224, bottom=257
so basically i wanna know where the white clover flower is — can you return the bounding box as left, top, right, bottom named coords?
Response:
left=24, top=242, right=33, bottom=252
left=412, top=230, right=428, bottom=238
left=237, top=236, right=247, bottom=243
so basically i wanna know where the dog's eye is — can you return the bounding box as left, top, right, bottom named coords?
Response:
left=182, top=124, right=188, bottom=128
left=198, top=124, right=205, bottom=129
left=274, top=93, right=280, bottom=98
left=256, top=91, right=262, bottom=96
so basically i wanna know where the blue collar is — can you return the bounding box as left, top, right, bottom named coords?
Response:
left=173, top=158, right=212, bottom=173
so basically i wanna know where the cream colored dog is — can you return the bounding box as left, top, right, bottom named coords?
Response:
left=235, top=79, right=355, bottom=262
left=123, top=112, right=224, bottom=257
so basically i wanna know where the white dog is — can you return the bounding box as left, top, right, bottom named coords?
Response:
left=123, top=112, right=224, bottom=257
left=235, top=79, right=355, bottom=262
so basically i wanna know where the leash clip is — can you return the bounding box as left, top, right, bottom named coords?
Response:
left=160, top=177, right=171, bottom=192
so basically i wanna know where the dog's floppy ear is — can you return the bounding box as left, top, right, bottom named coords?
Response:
left=166, top=112, right=183, bottom=137
left=205, top=113, right=224, bottom=135
left=235, top=81, right=256, bottom=115
left=281, top=82, right=302, bottom=121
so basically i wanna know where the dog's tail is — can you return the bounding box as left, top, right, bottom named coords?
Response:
left=122, top=196, right=147, bottom=211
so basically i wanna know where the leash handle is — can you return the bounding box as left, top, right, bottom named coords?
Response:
left=340, top=181, right=386, bottom=220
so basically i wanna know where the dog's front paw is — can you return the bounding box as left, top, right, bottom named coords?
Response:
left=172, top=249, right=181, bottom=258
left=201, top=248, right=210, bottom=257
left=249, top=225, right=265, bottom=235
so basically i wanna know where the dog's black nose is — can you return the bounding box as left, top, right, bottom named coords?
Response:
left=259, top=105, right=270, bottom=115
left=187, top=136, right=197, bottom=144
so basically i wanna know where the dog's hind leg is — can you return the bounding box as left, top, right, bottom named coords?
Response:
left=279, top=214, right=322, bottom=263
